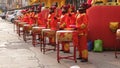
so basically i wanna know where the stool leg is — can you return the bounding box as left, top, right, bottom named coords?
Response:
left=74, top=46, right=77, bottom=63
left=23, top=29, right=27, bottom=42
left=54, top=37, right=56, bottom=51
left=32, top=33, right=36, bottom=47
left=115, top=44, right=117, bottom=58
left=18, top=26, right=20, bottom=36
left=54, top=43, right=56, bottom=51
left=14, top=22, right=15, bottom=31
left=43, top=36, right=45, bottom=54
left=16, top=23, right=18, bottom=34
left=115, top=40, right=118, bottom=58
left=57, top=42, right=60, bottom=63
left=39, top=34, right=43, bottom=52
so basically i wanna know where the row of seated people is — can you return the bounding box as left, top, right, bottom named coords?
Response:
left=14, top=3, right=91, bottom=63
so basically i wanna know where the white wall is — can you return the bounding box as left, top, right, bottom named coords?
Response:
left=22, top=0, right=29, bottom=7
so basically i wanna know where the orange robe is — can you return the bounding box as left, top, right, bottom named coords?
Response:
left=21, top=14, right=29, bottom=24
left=59, top=14, right=66, bottom=29
left=38, top=12, right=46, bottom=27
left=50, top=17, right=58, bottom=30
left=65, top=13, right=76, bottom=28
left=60, top=13, right=76, bottom=28
left=47, top=13, right=56, bottom=44
left=47, top=13, right=55, bottom=28
left=76, top=13, right=88, bottom=60
left=28, top=12, right=36, bottom=25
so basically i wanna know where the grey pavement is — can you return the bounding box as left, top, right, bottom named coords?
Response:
left=0, top=18, right=120, bottom=68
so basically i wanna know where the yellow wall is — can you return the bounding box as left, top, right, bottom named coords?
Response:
left=40, top=0, right=65, bottom=7
left=29, top=0, right=40, bottom=5
left=28, top=0, right=65, bottom=7
left=92, top=0, right=119, bottom=4
left=102, top=0, right=107, bottom=3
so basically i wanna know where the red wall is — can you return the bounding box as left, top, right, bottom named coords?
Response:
left=87, top=6, right=120, bottom=50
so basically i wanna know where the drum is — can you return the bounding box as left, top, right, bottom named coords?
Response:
left=42, top=29, right=56, bottom=38
left=32, top=26, right=45, bottom=33
left=56, top=30, right=73, bottom=42
left=41, top=29, right=51, bottom=36
left=56, top=30, right=77, bottom=63
left=24, top=24, right=32, bottom=32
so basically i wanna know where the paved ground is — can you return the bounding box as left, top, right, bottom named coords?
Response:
left=0, top=18, right=120, bottom=68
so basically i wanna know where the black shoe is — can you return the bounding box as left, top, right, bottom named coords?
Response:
left=77, top=57, right=82, bottom=60
left=60, top=50, right=64, bottom=51
left=81, top=59, right=88, bottom=62
left=64, top=51, right=70, bottom=53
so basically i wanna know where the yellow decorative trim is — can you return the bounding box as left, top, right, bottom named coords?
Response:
left=82, top=50, right=88, bottom=59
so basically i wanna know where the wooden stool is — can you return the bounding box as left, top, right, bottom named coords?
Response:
left=23, top=24, right=32, bottom=42
left=17, top=22, right=26, bottom=36
left=56, top=30, right=77, bottom=63
left=42, top=29, right=56, bottom=54
left=115, top=29, right=120, bottom=58
left=14, top=20, right=20, bottom=32
left=32, top=26, right=45, bottom=47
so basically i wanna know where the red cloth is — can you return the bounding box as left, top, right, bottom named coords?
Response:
left=87, top=6, right=120, bottom=49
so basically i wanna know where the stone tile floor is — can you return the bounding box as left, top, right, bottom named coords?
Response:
left=0, top=18, right=120, bottom=68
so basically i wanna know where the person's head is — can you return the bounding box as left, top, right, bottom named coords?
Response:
left=80, top=3, right=91, bottom=10
left=78, top=3, right=91, bottom=13
left=71, top=5, right=75, bottom=12
left=21, top=9, right=26, bottom=14
left=37, top=4, right=42, bottom=12
left=49, top=6, right=56, bottom=14
left=78, top=7, right=86, bottom=13
left=61, top=5, right=68, bottom=14
left=31, top=6, right=35, bottom=12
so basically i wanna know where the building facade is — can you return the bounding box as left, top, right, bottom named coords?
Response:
left=6, top=0, right=22, bottom=10
left=2, top=0, right=119, bottom=11
left=0, top=0, right=7, bottom=11
left=22, top=0, right=29, bottom=7
left=5, top=0, right=29, bottom=10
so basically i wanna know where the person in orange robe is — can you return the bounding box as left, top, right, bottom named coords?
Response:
left=60, top=5, right=76, bottom=29
left=76, top=7, right=88, bottom=62
left=37, top=5, right=47, bottom=28
left=59, top=5, right=67, bottom=30
left=20, top=10, right=28, bottom=23
left=47, top=6, right=57, bottom=44
left=26, top=6, right=36, bottom=25
left=37, top=12, right=46, bottom=27
left=22, top=13, right=29, bottom=23
left=58, top=7, right=67, bottom=51
left=47, top=6, right=56, bottom=28
left=28, top=11, right=36, bottom=25
left=59, top=5, right=76, bottom=53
